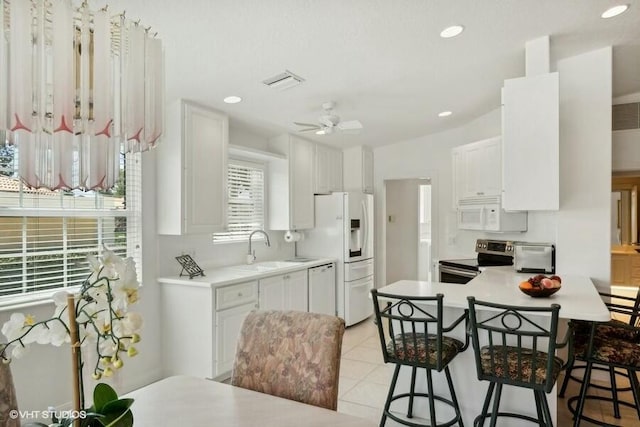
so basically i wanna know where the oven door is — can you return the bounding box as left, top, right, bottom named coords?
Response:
left=438, top=264, right=478, bottom=284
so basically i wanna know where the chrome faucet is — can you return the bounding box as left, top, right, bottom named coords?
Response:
left=248, top=230, right=271, bottom=263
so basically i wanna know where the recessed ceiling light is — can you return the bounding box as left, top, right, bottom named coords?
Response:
left=315, top=129, right=326, bottom=135
left=438, top=111, right=453, bottom=117
left=601, top=4, right=629, bottom=18
left=223, top=96, right=242, bottom=104
left=440, top=25, right=464, bottom=39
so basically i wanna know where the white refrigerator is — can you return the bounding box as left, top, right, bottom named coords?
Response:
left=297, top=192, right=374, bottom=326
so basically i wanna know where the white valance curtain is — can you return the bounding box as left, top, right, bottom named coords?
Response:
left=0, top=0, right=163, bottom=190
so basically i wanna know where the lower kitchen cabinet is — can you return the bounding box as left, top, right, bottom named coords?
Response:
left=159, top=279, right=258, bottom=380
left=215, top=302, right=257, bottom=375
left=259, top=270, right=308, bottom=312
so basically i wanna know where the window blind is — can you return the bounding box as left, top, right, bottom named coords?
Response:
left=0, top=148, right=142, bottom=303
left=213, top=159, right=265, bottom=243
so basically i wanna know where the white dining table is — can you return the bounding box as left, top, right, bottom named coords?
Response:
left=126, top=375, right=377, bottom=427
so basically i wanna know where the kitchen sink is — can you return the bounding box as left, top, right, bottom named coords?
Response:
left=230, top=261, right=300, bottom=272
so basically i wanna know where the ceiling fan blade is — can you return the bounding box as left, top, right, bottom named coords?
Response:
left=337, top=120, right=363, bottom=131
left=339, top=128, right=362, bottom=135
left=294, top=122, right=320, bottom=129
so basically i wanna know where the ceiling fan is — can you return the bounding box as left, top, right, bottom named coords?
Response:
left=294, top=102, right=363, bottom=135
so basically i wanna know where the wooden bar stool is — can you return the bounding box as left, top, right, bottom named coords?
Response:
left=467, top=297, right=572, bottom=427
left=371, top=289, right=469, bottom=427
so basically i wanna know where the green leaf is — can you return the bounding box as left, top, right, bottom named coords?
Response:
left=93, top=383, right=119, bottom=413
left=99, top=406, right=134, bottom=427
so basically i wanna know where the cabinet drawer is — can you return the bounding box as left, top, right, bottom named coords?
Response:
left=216, top=281, right=258, bottom=310
left=632, top=256, right=640, bottom=268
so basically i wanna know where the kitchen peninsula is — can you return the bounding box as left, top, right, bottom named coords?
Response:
left=376, top=268, right=610, bottom=426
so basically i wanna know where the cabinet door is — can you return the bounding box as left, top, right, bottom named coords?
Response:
left=611, top=254, right=629, bottom=285
left=285, top=270, right=308, bottom=312
left=290, top=136, right=315, bottom=229
left=315, top=144, right=331, bottom=195
left=184, top=102, right=228, bottom=233
left=259, top=275, right=286, bottom=310
left=329, top=148, right=344, bottom=192
left=452, top=148, right=464, bottom=207
left=215, top=302, right=257, bottom=376
left=502, top=72, right=559, bottom=211
left=362, top=147, right=374, bottom=194
left=479, top=138, right=502, bottom=197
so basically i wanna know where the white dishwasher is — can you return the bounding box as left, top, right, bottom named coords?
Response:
left=308, top=263, right=336, bottom=316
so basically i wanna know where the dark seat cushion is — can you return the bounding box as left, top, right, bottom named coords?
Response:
left=573, top=319, right=640, bottom=343
left=479, top=345, right=564, bottom=386
left=386, top=332, right=464, bottom=367
left=574, top=331, right=640, bottom=367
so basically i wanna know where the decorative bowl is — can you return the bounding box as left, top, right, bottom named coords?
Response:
left=518, top=285, right=561, bottom=298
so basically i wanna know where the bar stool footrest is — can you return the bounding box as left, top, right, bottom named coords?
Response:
left=472, top=411, right=546, bottom=427
left=385, top=392, right=461, bottom=427
left=567, top=395, right=635, bottom=426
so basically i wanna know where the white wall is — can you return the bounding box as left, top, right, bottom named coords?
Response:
left=373, top=108, right=557, bottom=287
left=555, top=47, right=612, bottom=289
left=374, top=46, right=613, bottom=289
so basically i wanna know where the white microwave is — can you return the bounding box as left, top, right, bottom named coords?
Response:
left=458, top=198, right=527, bottom=232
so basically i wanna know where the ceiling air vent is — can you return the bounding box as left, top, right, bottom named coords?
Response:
left=613, top=102, right=640, bottom=131
left=262, top=70, right=305, bottom=91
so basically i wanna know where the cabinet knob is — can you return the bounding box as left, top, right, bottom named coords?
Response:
left=238, top=292, right=243, bottom=297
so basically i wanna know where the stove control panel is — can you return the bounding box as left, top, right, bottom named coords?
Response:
left=475, top=239, right=515, bottom=256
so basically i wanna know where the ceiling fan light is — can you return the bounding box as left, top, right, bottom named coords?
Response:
left=315, top=129, right=326, bottom=135
left=438, top=111, right=453, bottom=117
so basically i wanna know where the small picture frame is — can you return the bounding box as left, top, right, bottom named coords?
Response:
left=175, top=254, right=205, bottom=279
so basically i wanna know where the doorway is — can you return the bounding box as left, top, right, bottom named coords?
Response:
left=384, top=178, right=431, bottom=284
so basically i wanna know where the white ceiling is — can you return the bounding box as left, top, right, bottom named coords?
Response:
left=108, top=0, right=640, bottom=148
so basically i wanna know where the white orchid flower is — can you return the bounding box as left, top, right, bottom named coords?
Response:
left=1, top=313, right=28, bottom=342
left=11, top=343, right=30, bottom=359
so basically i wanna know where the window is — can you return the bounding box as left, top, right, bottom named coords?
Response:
left=213, top=159, right=265, bottom=243
left=0, top=143, right=141, bottom=304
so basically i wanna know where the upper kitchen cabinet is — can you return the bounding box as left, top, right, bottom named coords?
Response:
left=452, top=136, right=502, bottom=204
left=315, top=143, right=343, bottom=194
left=268, top=134, right=315, bottom=230
left=157, top=100, right=228, bottom=235
left=502, top=72, right=559, bottom=211
left=343, top=145, right=374, bottom=194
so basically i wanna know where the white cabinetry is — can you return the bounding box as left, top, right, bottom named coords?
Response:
left=157, top=100, right=228, bottom=234
left=502, top=72, right=559, bottom=211
left=343, top=145, right=374, bottom=194
left=268, top=134, right=315, bottom=230
left=160, top=280, right=258, bottom=379
left=259, top=270, right=308, bottom=312
left=452, top=137, right=502, bottom=204
left=315, top=143, right=343, bottom=194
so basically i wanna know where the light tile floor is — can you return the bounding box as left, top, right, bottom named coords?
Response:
left=337, top=317, right=640, bottom=426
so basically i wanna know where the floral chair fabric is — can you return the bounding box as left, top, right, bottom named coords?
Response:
left=479, top=345, right=564, bottom=386
left=572, top=322, right=640, bottom=367
left=386, top=332, right=464, bottom=367
left=0, top=362, right=20, bottom=427
left=231, top=310, right=345, bottom=411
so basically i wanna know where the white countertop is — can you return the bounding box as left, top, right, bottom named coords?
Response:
left=378, top=267, right=610, bottom=321
left=158, top=258, right=336, bottom=288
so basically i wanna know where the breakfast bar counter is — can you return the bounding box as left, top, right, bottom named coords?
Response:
left=380, top=267, right=610, bottom=322
left=376, top=268, right=609, bottom=426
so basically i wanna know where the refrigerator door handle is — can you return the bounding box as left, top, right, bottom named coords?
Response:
left=361, top=200, right=368, bottom=257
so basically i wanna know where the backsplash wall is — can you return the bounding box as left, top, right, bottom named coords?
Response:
left=157, top=231, right=296, bottom=277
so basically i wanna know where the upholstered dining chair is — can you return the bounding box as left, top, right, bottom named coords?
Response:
left=0, top=361, right=20, bottom=427
left=231, top=310, right=345, bottom=411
